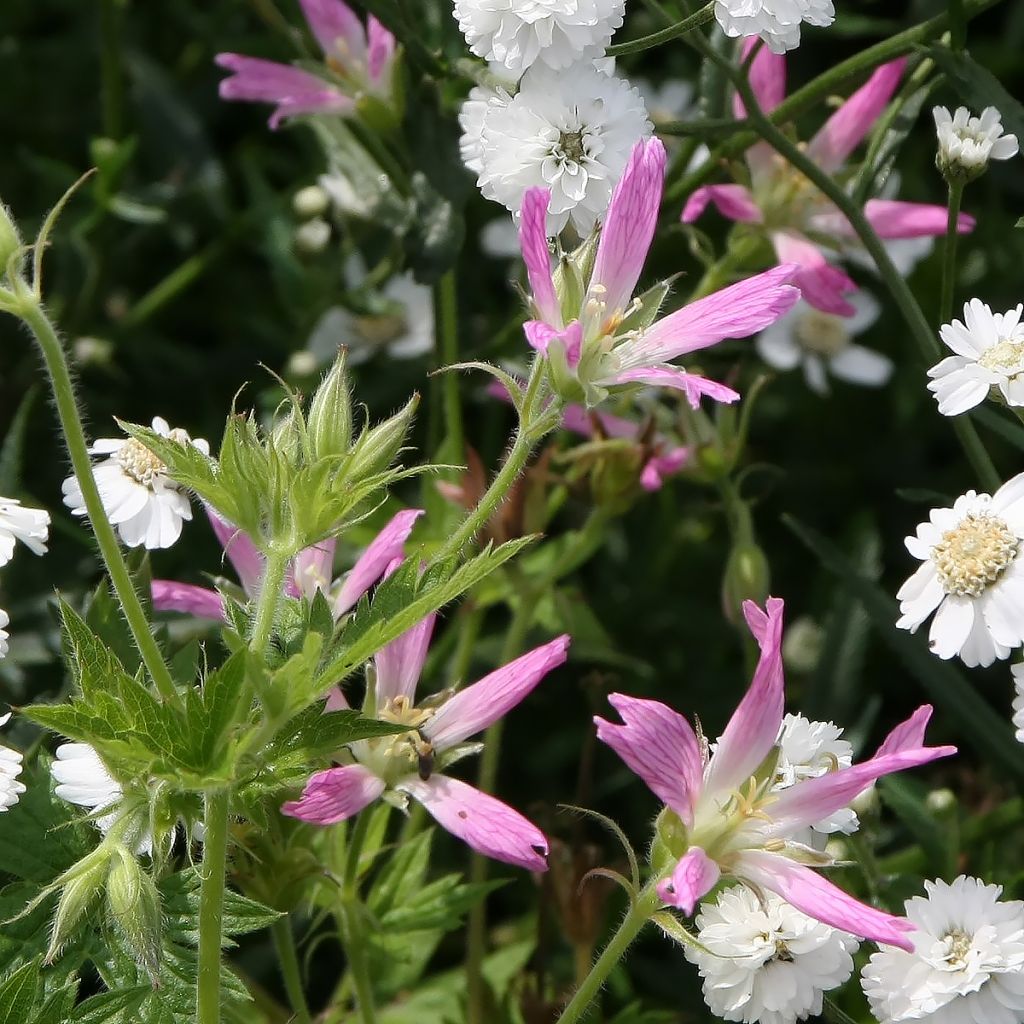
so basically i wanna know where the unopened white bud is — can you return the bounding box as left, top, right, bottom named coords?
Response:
left=294, top=218, right=331, bottom=255
left=293, top=185, right=330, bottom=219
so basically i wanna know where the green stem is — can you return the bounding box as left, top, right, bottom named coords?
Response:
left=607, top=1, right=714, bottom=55
left=18, top=301, right=180, bottom=705
left=554, top=886, right=660, bottom=1024
left=436, top=270, right=464, bottom=462
left=432, top=358, right=552, bottom=565
left=664, top=0, right=1005, bottom=202
left=341, top=812, right=377, bottom=1024
left=250, top=551, right=289, bottom=656
left=939, top=180, right=964, bottom=328
left=271, top=917, right=313, bottom=1024
left=725, top=64, right=1002, bottom=493
left=98, top=0, right=124, bottom=139
left=197, top=790, right=230, bottom=1024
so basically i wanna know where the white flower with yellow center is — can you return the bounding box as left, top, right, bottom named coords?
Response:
left=896, top=476, right=1024, bottom=667
left=934, top=106, right=1019, bottom=180
left=62, top=416, right=208, bottom=550
left=454, top=0, right=625, bottom=73
left=928, top=299, right=1024, bottom=415
left=0, top=713, right=25, bottom=811
left=686, top=886, right=858, bottom=1024
left=474, top=61, right=651, bottom=235
left=0, top=499, right=50, bottom=567
left=756, top=293, right=892, bottom=394
left=862, top=876, right=1024, bottom=1024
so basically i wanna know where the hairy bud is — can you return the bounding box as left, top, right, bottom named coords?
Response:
left=107, top=846, right=163, bottom=982
left=308, top=351, right=353, bottom=461
left=348, top=394, right=418, bottom=481
left=45, top=843, right=113, bottom=963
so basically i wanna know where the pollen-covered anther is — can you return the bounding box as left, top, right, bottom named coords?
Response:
left=978, top=338, right=1024, bottom=372
left=116, top=439, right=166, bottom=486
left=931, top=511, right=1019, bottom=597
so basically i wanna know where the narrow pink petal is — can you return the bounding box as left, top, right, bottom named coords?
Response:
left=874, top=705, right=934, bottom=758
left=375, top=613, right=437, bottom=706
left=591, top=138, right=667, bottom=316
left=324, top=686, right=350, bottom=711
left=681, top=185, right=762, bottom=225
left=561, top=405, right=636, bottom=441
left=398, top=774, right=548, bottom=871
left=335, top=509, right=423, bottom=616
left=624, top=265, right=800, bottom=364
left=206, top=507, right=265, bottom=596
left=281, top=763, right=385, bottom=824
left=366, top=16, right=396, bottom=84
left=298, top=0, right=365, bottom=61
left=767, top=744, right=956, bottom=836
left=655, top=848, right=720, bottom=914
left=860, top=200, right=975, bottom=239
left=733, top=39, right=787, bottom=118
left=604, top=366, right=740, bottom=409
left=594, top=693, right=702, bottom=826
left=771, top=233, right=857, bottom=316
left=287, top=538, right=337, bottom=599
left=808, top=60, right=906, bottom=173
left=736, top=851, right=916, bottom=950
left=704, top=598, right=786, bottom=797
left=151, top=580, right=226, bottom=621
left=525, top=320, right=582, bottom=367
left=423, top=635, right=570, bottom=750
left=519, top=188, right=561, bottom=327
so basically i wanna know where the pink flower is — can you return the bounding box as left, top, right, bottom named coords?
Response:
left=595, top=598, right=956, bottom=950
left=560, top=405, right=691, bottom=492
left=283, top=622, right=570, bottom=871
left=682, top=46, right=974, bottom=315
left=520, top=138, right=801, bottom=408
left=216, top=0, right=396, bottom=128
left=151, top=507, right=421, bottom=621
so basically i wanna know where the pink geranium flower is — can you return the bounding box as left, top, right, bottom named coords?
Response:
left=216, top=0, right=397, bottom=128
left=520, top=137, right=801, bottom=408
left=595, top=598, right=956, bottom=950
left=152, top=507, right=421, bottom=622
left=283, top=619, right=570, bottom=871
left=682, top=46, right=974, bottom=316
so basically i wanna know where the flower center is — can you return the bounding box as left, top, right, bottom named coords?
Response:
left=372, top=697, right=437, bottom=781
left=941, top=928, right=974, bottom=968
left=794, top=310, right=851, bottom=358
left=116, top=438, right=166, bottom=486
left=556, top=128, right=588, bottom=166
left=978, top=337, right=1024, bottom=373
left=931, top=511, right=1019, bottom=597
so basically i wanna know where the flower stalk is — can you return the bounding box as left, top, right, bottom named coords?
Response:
left=271, top=917, right=313, bottom=1024
left=197, top=789, right=231, bottom=1024
left=940, top=180, right=965, bottom=328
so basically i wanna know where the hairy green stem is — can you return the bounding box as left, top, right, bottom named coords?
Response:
left=271, top=917, right=313, bottom=1024
left=18, top=301, right=180, bottom=705
left=554, top=885, right=660, bottom=1024
left=432, top=358, right=551, bottom=565
left=664, top=0, right=1005, bottom=202
left=197, top=790, right=231, bottom=1024
left=939, top=180, right=964, bottom=328
left=250, top=551, right=289, bottom=655
left=607, top=1, right=714, bottom=55
left=725, top=63, right=1002, bottom=492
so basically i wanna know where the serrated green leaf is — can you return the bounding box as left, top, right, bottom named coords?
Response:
left=68, top=985, right=150, bottom=1024
left=30, top=978, right=78, bottom=1024
left=0, top=960, right=41, bottom=1022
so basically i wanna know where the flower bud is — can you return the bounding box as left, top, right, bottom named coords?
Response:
left=294, top=217, right=332, bottom=255
left=293, top=185, right=329, bottom=219
left=308, top=351, right=353, bottom=461
left=45, top=843, right=112, bottom=963
left=348, top=394, right=418, bottom=481
left=782, top=616, right=825, bottom=674
left=107, top=846, right=162, bottom=981
left=0, top=200, right=22, bottom=279
left=925, top=788, right=957, bottom=814
left=850, top=784, right=879, bottom=817
left=721, top=540, right=771, bottom=626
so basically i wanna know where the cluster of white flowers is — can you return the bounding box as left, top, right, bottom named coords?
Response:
left=862, top=876, right=1024, bottom=1024
left=934, top=105, right=1019, bottom=181
left=62, top=416, right=207, bottom=551
left=687, top=885, right=858, bottom=1024
left=0, top=713, right=25, bottom=813
left=455, top=3, right=650, bottom=235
